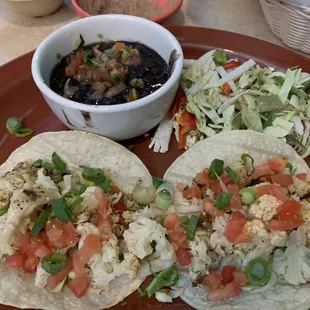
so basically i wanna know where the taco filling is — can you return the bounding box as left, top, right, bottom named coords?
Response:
left=0, top=131, right=176, bottom=309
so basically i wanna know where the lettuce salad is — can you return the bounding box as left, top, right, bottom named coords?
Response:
left=149, top=50, right=310, bottom=157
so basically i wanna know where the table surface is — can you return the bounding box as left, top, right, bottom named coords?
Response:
left=0, top=0, right=295, bottom=67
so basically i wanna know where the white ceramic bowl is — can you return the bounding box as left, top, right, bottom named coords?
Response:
left=4, top=0, right=63, bottom=17
left=31, top=15, right=183, bottom=140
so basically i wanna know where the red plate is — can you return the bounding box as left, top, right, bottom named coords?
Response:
left=1, top=26, right=310, bottom=310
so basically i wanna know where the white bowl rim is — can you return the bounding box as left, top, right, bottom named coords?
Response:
left=31, top=14, right=184, bottom=114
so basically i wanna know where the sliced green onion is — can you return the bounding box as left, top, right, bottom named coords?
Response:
left=80, top=166, right=112, bottom=194
left=241, top=154, right=255, bottom=177
left=155, top=190, right=173, bottom=210
left=143, top=266, right=179, bottom=297
left=32, top=159, right=43, bottom=168
left=14, top=128, right=33, bottom=138
left=31, top=209, right=50, bottom=236
left=186, top=215, right=199, bottom=241
left=50, top=173, right=63, bottom=183
left=180, top=216, right=190, bottom=225
left=52, top=152, right=67, bottom=173
left=6, top=117, right=23, bottom=134
left=152, top=176, right=164, bottom=189
left=245, top=257, right=271, bottom=286
left=240, top=188, right=257, bottom=205
left=66, top=196, right=83, bottom=209
left=41, top=253, right=68, bottom=274
left=51, top=199, right=75, bottom=222
left=42, top=162, right=55, bottom=170
left=225, top=166, right=240, bottom=184
left=286, top=162, right=296, bottom=175
left=0, top=201, right=10, bottom=216
left=208, top=159, right=224, bottom=180
left=215, top=192, right=232, bottom=210
left=138, top=287, right=147, bottom=297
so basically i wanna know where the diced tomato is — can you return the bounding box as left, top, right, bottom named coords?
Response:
left=224, top=212, right=248, bottom=244
left=203, top=199, right=225, bottom=217
left=74, top=234, right=101, bottom=276
left=268, top=217, right=301, bottom=231
left=183, top=186, right=202, bottom=199
left=114, top=199, right=127, bottom=215
left=175, top=248, right=191, bottom=266
left=23, top=255, right=40, bottom=273
left=221, top=82, right=232, bottom=95
left=47, top=258, right=73, bottom=290
left=115, top=42, right=125, bottom=53
left=255, top=184, right=288, bottom=202
left=221, top=266, right=237, bottom=285
left=65, top=67, right=76, bottom=77
left=207, top=281, right=241, bottom=302
left=95, top=189, right=112, bottom=239
left=229, top=195, right=243, bottom=210
left=223, top=61, right=241, bottom=70
left=69, top=276, right=89, bottom=298
left=233, top=270, right=247, bottom=286
left=6, top=253, right=27, bottom=267
left=34, top=244, right=52, bottom=258
left=111, top=185, right=121, bottom=194
left=296, top=173, right=307, bottom=181
left=270, top=174, right=294, bottom=186
left=169, top=230, right=187, bottom=246
left=176, top=182, right=185, bottom=192
left=178, top=128, right=186, bottom=150
left=277, top=199, right=302, bottom=220
left=210, top=175, right=234, bottom=194
left=268, top=158, right=288, bottom=172
left=234, top=231, right=250, bottom=243
left=168, top=89, right=186, bottom=119
left=13, top=232, right=32, bottom=252
left=163, top=214, right=180, bottom=230
left=251, top=163, right=274, bottom=179
left=227, top=184, right=240, bottom=195
left=195, top=170, right=210, bottom=186
left=203, top=271, right=223, bottom=291
left=46, top=219, right=78, bottom=250
left=178, top=110, right=197, bottom=135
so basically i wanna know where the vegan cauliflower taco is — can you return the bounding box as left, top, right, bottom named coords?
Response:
left=0, top=131, right=176, bottom=310
left=159, top=130, right=310, bottom=309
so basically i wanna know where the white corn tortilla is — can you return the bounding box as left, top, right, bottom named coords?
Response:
left=164, top=131, right=310, bottom=310
left=0, top=130, right=161, bottom=309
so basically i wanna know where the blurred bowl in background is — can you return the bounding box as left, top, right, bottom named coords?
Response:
left=71, top=0, right=183, bottom=24
left=4, top=0, right=63, bottom=17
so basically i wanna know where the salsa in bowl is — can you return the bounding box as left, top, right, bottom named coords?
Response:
left=31, top=15, right=183, bottom=140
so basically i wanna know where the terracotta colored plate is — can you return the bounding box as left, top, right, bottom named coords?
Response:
left=1, top=26, right=310, bottom=310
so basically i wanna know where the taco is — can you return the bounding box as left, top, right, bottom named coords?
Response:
left=0, top=131, right=175, bottom=310
left=160, top=130, right=310, bottom=309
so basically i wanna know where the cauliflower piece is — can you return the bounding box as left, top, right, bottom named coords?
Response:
left=244, top=219, right=269, bottom=238
left=248, top=194, right=282, bottom=221
left=35, top=168, right=58, bottom=191
left=77, top=186, right=100, bottom=223
left=34, top=262, right=50, bottom=288
left=288, top=177, right=310, bottom=198
left=122, top=210, right=139, bottom=224
left=89, top=235, right=140, bottom=290
left=269, top=231, right=288, bottom=247
left=123, top=216, right=174, bottom=262
left=189, top=234, right=212, bottom=281
left=273, top=245, right=310, bottom=285
left=273, top=228, right=310, bottom=285
left=76, top=222, right=100, bottom=249
left=58, top=175, right=72, bottom=195
left=210, top=215, right=233, bottom=256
